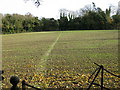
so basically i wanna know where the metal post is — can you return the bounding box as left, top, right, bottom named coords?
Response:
left=101, top=65, right=104, bottom=90
left=87, top=67, right=101, bottom=90
left=0, top=70, right=4, bottom=81
left=10, top=76, right=20, bottom=90
left=22, top=80, right=26, bottom=90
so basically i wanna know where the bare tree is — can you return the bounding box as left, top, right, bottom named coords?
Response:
left=117, top=1, right=120, bottom=15
left=24, top=0, right=41, bottom=7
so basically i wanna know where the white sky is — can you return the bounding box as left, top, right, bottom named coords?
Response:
left=0, top=0, right=119, bottom=19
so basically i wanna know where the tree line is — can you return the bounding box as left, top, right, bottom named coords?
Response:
left=1, top=3, right=120, bottom=34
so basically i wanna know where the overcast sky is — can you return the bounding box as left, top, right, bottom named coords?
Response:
left=0, top=0, right=119, bottom=19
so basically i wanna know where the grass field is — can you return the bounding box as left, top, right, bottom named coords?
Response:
left=2, top=30, right=120, bottom=88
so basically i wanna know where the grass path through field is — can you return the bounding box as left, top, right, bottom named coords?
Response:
left=37, top=32, right=62, bottom=72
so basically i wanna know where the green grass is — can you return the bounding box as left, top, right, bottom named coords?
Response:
left=2, top=30, right=119, bottom=88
